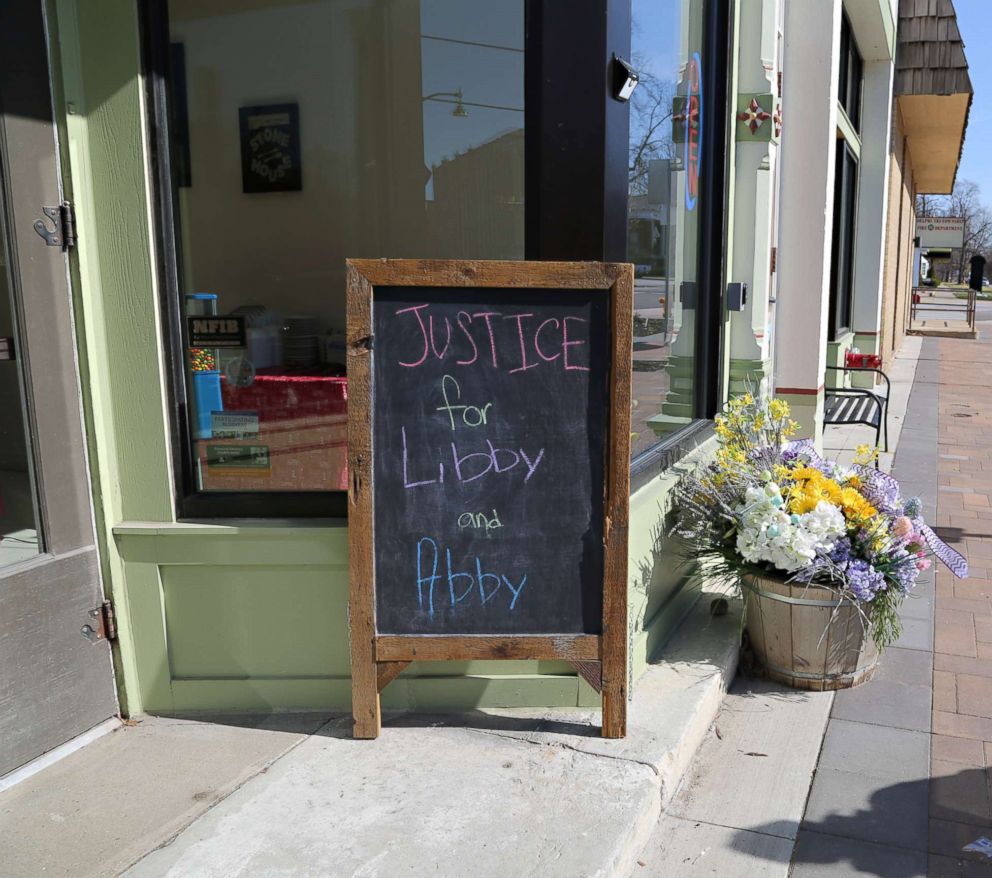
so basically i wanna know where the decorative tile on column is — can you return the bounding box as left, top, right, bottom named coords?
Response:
left=736, top=93, right=781, bottom=144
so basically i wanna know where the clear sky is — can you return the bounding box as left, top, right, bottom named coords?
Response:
left=953, top=0, right=992, bottom=202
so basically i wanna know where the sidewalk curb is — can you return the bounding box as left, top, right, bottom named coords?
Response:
left=469, top=592, right=742, bottom=803
left=454, top=591, right=743, bottom=874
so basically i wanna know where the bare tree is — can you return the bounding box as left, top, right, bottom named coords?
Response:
left=915, top=192, right=947, bottom=219
left=916, top=179, right=992, bottom=283
left=628, top=63, right=676, bottom=195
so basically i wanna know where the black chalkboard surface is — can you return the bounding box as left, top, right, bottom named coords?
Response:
left=373, top=287, right=608, bottom=635
left=347, top=260, right=632, bottom=740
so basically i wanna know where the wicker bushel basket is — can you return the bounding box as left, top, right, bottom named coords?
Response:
left=742, top=573, right=878, bottom=691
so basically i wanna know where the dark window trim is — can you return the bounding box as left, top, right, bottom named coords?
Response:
left=830, top=13, right=863, bottom=342
left=839, top=11, right=863, bottom=134
left=630, top=420, right=715, bottom=492
left=829, top=139, right=859, bottom=340
left=694, top=0, right=732, bottom=420
left=523, top=0, right=630, bottom=262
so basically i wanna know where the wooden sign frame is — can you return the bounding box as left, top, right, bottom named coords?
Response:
left=346, top=259, right=632, bottom=739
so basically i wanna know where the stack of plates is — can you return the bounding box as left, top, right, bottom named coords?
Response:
left=283, top=315, right=319, bottom=367
left=229, top=304, right=268, bottom=327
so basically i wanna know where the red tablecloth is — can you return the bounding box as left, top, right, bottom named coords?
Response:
left=221, top=367, right=347, bottom=421
left=202, top=368, right=348, bottom=491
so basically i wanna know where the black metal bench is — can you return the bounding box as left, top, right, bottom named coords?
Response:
left=824, top=365, right=890, bottom=461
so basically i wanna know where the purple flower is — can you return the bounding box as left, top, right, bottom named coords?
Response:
left=792, top=538, right=853, bottom=585
left=846, top=559, right=887, bottom=602
left=830, top=537, right=853, bottom=564
left=888, top=551, right=919, bottom=593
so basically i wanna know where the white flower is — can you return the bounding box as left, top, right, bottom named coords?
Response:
left=801, top=501, right=846, bottom=548
left=734, top=493, right=847, bottom=574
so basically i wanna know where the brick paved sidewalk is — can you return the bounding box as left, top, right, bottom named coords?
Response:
left=790, top=327, right=992, bottom=877
left=929, top=328, right=992, bottom=875
left=792, top=339, right=940, bottom=877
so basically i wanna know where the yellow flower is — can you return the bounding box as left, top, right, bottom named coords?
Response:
left=789, top=484, right=831, bottom=514
left=867, top=515, right=890, bottom=551
left=854, top=444, right=879, bottom=466
left=790, top=465, right=823, bottom=483
left=768, top=398, right=790, bottom=420
left=788, top=490, right=818, bottom=514
left=715, top=447, right=746, bottom=471
left=786, top=469, right=845, bottom=514
left=839, top=487, right=877, bottom=522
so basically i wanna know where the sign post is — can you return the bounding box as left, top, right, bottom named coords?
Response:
left=346, top=259, right=633, bottom=739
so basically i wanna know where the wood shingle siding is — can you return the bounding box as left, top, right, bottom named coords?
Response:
left=895, top=0, right=973, bottom=98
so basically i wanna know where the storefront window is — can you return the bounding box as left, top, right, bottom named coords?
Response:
left=627, top=0, right=706, bottom=457
left=830, top=14, right=862, bottom=339
left=838, top=12, right=863, bottom=133
left=165, top=0, right=524, bottom=494
left=830, top=141, right=859, bottom=338
left=0, top=175, right=40, bottom=565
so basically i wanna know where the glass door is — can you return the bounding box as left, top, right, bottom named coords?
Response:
left=0, top=174, right=41, bottom=567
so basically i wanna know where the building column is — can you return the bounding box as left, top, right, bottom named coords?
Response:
left=773, top=0, right=842, bottom=444
left=727, top=0, right=781, bottom=399
left=851, top=59, right=895, bottom=385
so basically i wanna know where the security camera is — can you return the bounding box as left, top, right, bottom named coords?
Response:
left=613, top=56, right=639, bottom=102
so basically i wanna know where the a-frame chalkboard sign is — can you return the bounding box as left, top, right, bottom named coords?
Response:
left=347, top=260, right=632, bottom=739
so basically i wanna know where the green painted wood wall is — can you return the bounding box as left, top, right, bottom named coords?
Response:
left=52, top=0, right=709, bottom=715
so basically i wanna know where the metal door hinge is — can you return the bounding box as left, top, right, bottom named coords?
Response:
left=34, top=201, right=76, bottom=250
left=770, top=246, right=778, bottom=274
left=81, top=600, right=117, bottom=643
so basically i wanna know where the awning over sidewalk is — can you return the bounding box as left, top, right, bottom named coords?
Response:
left=895, top=0, right=973, bottom=194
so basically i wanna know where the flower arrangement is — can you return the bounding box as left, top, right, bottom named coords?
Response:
left=674, top=393, right=968, bottom=649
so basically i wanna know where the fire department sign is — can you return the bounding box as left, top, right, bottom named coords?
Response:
left=919, top=217, right=965, bottom=249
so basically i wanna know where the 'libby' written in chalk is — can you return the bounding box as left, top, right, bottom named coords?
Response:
left=394, top=304, right=590, bottom=373
left=402, top=427, right=544, bottom=488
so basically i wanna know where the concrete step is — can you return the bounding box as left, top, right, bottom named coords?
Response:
left=0, top=592, right=743, bottom=878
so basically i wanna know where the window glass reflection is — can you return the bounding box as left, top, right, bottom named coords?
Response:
left=167, top=0, right=524, bottom=492
left=628, top=0, right=704, bottom=457
left=0, top=175, right=41, bottom=565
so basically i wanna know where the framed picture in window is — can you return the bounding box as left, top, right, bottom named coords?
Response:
left=238, top=102, right=302, bottom=193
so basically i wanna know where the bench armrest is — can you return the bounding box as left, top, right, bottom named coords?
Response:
left=824, top=364, right=890, bottom=403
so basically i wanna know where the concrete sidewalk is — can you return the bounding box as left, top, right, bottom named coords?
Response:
left=628, top=335, right=930, bottom=876
left=0, top=339, right=930, bottom=878
left=0, top=587, right=742, bottom=878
